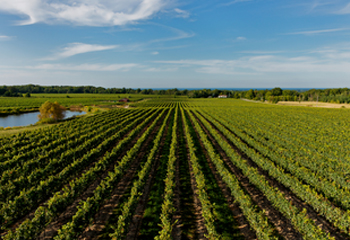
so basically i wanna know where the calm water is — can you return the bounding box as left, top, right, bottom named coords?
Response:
left=0, top=110, right=85, bottom=128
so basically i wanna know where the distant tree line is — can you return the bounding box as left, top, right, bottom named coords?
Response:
left=1, top=85, right=349, bottom=103
left=236, top=87, right=350, bottom=104
left=0, top=85, right=188, bottom=97
left=0, top=85, right=229, bottom=97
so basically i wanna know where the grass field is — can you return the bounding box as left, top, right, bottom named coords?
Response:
left=277, top=100, right=350, bottom=108
left=0, top=93, right=179, bottom=113
left=0, top=98, right=349, bottom=240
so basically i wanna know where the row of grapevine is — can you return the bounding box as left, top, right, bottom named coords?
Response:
left=2, top=108, right=162, bottom=237
left=1, top=98, right=349, bottom=239
left=236, top=111, right=350, bottom=192
left=0, top=109, right=151, bottom=204
left=0, top=109, right=134, bottom=173
left=180, top=107, right=220, bottom=240
left=0, top=108, right=125, bottom=155
left=200, top=107, right=350, bottom=234
left=154, top=106, right=179, bottom=240
left=192, top=109, right=332, bottom=239
left=53, top=108, right=169, bottom=239
left=0, top=110, right=143, bottom=182
left=109, top=108, right=174, bottom=239
left=186, top=109, right=277, bottom=239
left=0, top=109, right=132, bottom=162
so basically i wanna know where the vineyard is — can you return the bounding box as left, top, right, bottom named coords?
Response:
left=0, top=98, right=349, bottom=240
left=0, top=93, right=171, bottom=113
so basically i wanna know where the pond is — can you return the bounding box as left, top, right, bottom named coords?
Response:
left=0, top=110, right=85, bottom=128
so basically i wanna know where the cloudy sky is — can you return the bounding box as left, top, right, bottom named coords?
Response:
left=1, top=0, right=350, bottom=88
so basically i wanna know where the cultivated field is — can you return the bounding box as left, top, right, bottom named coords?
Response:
left=0, top=98, right=349, bottom=240
left=277, top=101, right=350, bottom=108
left=0, top=93, right=175, bottom=113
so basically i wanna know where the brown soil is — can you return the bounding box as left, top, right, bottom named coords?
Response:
left=181, top=113, right=208, bottom=240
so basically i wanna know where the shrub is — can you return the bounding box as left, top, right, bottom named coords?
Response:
left=38, top=101, right=66, bottom=122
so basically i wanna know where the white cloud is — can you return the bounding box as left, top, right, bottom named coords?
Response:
left=236, top=36, right=246, bottom=41
left=144, top=67, right=177, bottom=72
left=109, top=26, right=194, bottom=53
left=222, top=0, right=252, bottom=7
left=160, top=8, right=190, bottom=19
left=0, top=35, right=13, bottom=40
left=282, top=1, right=344, bottom=15
left=0, top=0, right=170, bottom=26
left=25, top=63, right=139, bottom=71
left=44, top=43, right=118, bottom=60
left=40, top=27, right=191, bottom=60
left=173, top=8, right=190, bottom=18
left=229, top=36, right=247, bottom=43
left=286, top=28, right=349, bottom=35
left=154, top=48, right=350, bottom=75
left=310, top=43, right=350, bottom=59
left=240, top=50, right=284, bottom=54
left=149, top=25, right=195, bottom=43
left=337, top=3, right=350, bottom=14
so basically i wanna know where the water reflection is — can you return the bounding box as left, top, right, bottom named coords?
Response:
left=0, top=110, right=85, bottom=128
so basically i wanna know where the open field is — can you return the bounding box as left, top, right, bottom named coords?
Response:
left=277, top=101, right=350, bottom=108
left=0, top=98, right=349, bottom=239
left=0, top=94, right=180, bottom=114
left=242, top=98, right=350, bottom=109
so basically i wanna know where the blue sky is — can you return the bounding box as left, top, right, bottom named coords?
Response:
left=1, top=0, right=350, bottom=88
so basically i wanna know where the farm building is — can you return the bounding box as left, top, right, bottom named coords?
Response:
left=218, top=95, right=227, bottom=98
left=118, top=98, right=129, bottom=102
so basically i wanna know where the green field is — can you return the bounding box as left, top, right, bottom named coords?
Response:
left=0, top=93, right=179, bottom=113
left=0, top=98, right=349, bottom=240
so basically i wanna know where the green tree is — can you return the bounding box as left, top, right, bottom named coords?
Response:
left=38, top=101, right=66, bottom=122
left=265, top=91, right=272, bottom=100
left=271, top=87, right=282, bottom=96
left=245, top=89, right=255, bottom=99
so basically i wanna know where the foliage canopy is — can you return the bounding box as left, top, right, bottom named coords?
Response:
left=38, top=101, right=66, bottom=122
